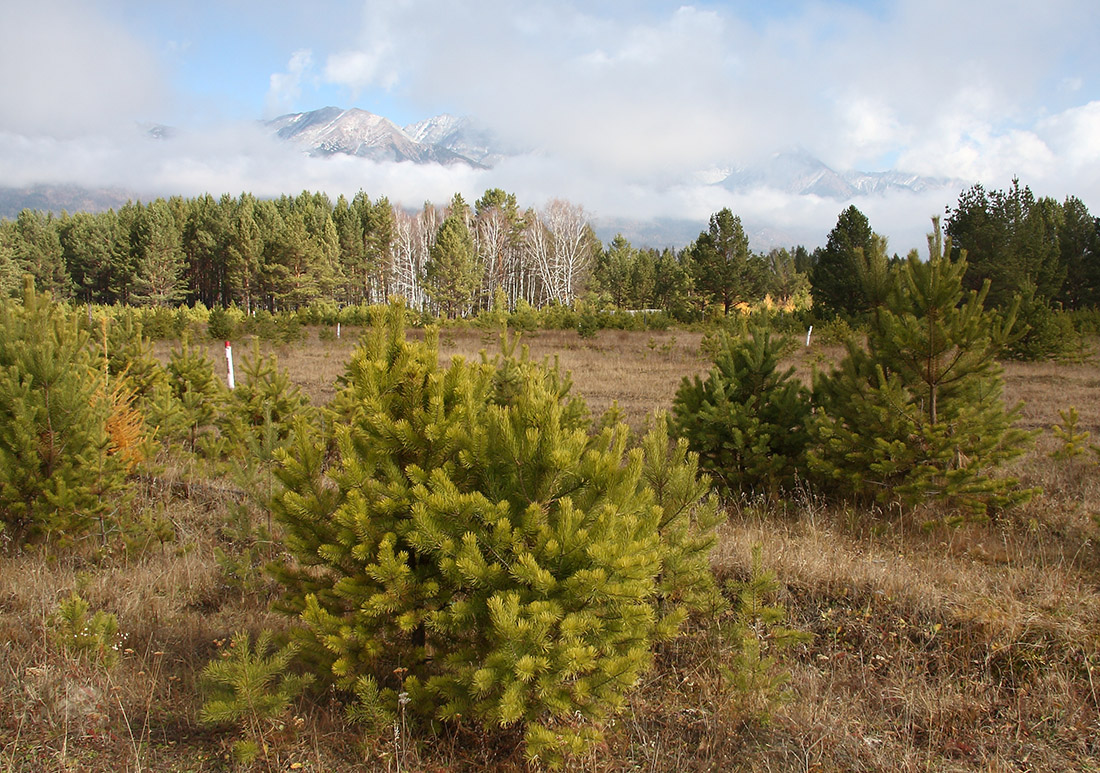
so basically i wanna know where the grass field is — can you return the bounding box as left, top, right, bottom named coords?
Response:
left=2, top=326, right=1099, bottom=772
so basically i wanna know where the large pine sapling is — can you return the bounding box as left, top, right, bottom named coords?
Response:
left=270, top=304, right=722, bottom=766
left=809, top=218, right=1037, bottom=517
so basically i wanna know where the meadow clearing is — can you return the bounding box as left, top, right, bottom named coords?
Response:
left=2, top=325, right=1098, bottom=772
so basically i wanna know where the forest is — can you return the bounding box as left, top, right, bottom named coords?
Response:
left=1, top=178, right=1100, bottom=771
left=1, top=178, right=1098, bottom=335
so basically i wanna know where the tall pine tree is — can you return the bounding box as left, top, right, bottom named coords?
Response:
left=810, top=205, right=876, bottom=319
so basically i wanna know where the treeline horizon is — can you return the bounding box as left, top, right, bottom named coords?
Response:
left=0, top=178, right=1097, bottom=326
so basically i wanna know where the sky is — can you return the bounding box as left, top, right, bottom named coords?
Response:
left=2, top=0, right=1099, bottom=252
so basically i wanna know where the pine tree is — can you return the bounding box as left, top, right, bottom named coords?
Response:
left=165, top=339, right=223, bottom=452
left=687, top=208, right=761, bottom=315
left=809, top=218, right=1037, bottom=517
left=0, top=222, right=20, bottom=298
left=0, top=278, right=128, bottom=545
left=672, top=326, right=811, bottom=496
left=219, top=341, right=311, bottom=461
left=810, top=205, right=876, bottom=319
left=270, top=304, right=721, bottom=764
left=200, top=630, right=313, bottom=765
left=12, top=210, right=69, bottom=298
left=426, top=213, right=479, bottom=318
left=130, top=199, right=187, bottom=307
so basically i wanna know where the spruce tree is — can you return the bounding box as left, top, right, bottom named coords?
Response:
left=809, top=218, right=1036, bottom=517
left=271, top=304, right=721, bottom=764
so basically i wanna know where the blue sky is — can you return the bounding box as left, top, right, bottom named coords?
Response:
left=2, top=0, right=1099, bottom=251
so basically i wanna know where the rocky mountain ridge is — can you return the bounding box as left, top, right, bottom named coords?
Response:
left=268, top=107, right=961, bottom=202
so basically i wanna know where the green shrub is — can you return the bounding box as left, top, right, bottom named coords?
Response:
left=1050, top=406, right=1091, bottom=460
left=200, top=630, right=312, bottom=765
left=206, top=305, right=236, bottom=341
left=509, top=298, right=539, bottom=331
left=49, top=593, right=121, bottom=668
left=165, top=339, right=223, bottom=452
left=719, top=546, right=810, bottom=724
left=136, top=305, right=184, bottom=340
left=576, top=304, right=601, bottom=338
left=270, top=304, right=722, bottom=766
left=0, top=280, right=129, bottom=545
left=672, top=327, right=811, bottom=497
left=103, top=310, right=166, bottom=401
left=1003, top=284, right=1079, bottom=361
left=538, top=301, right=578, bottom=330
left=219, top=341, right=311, bottom=464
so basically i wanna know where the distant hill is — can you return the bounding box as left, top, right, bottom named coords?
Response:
left=0, top=184, right=136, bottom=220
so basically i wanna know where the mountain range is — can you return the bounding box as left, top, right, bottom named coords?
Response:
left=266, top=106, right=962, bottom=201
left=267, top=106, right=507, bottom=168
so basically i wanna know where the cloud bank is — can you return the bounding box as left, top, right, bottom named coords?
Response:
left=1, top=0, right=1098, bottom=253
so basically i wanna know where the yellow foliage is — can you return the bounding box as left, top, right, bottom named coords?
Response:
left=100, top=375, right=149, bottom=473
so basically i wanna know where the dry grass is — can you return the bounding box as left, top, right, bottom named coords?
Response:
left=3, top=326, right=1099, bottom=771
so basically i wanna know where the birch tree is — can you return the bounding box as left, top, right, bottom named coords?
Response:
left=525, top=199, right=592, bottom=306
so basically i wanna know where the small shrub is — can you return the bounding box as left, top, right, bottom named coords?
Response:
left=218, top=341, right=310, bottom=462
left=1004, top=284, right=1079, bottom=361
left=206, top=305, right=236, bottom=340
left=166, top=339, right=222, bottom=453
left=49, top=593, right=121, bottom=669
left=509, top=299, right=539, bottom=332
left=576, top=305, right=600, bottom=338
left=200, top=630, right=312, bottom=765
left=720, top=546, right=810, bottom=724
left=103, top=311, right=166, bottom=401
left=1050, top=406, right=1091, bottom=460
left=810, top=316, right=860, bottom=346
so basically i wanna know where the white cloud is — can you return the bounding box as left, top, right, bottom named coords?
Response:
left=265, top=49, right=314, bottom=118
left=1040, top=101, right=1100, bottom=165
left=0, top=0, right=165, bottom=137
left=324, top=50, right=393, bottom=93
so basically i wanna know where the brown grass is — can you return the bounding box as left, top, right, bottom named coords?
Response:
left=3, top=327, right=1099, bottom=771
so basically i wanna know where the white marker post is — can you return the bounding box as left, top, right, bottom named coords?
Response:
left=225, top=341, right=235, bottom=390
left=805, top=325, right=813, bottom=347
left=336, top=322, right=341, bottom=339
